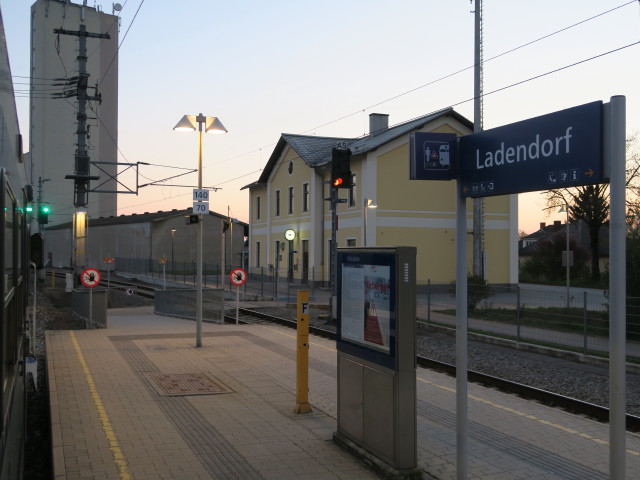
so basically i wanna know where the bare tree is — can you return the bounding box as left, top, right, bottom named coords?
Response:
left=543, top=134, right=639, bottom=282
left=626, top=134, right=640, bottom=218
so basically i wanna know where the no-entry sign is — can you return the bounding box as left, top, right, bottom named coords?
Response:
left=80, top=268, right=101, bottom=288
left=229, top=268, right=247, bottom=287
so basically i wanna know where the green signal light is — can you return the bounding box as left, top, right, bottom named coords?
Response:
left=26, top=206, right=33, bottom=213
left=38, top=203, right=51, bottom=224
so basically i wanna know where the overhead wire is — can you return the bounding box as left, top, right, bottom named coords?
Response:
left=204, top=38, right=640, bottom=196
left=98, top=0, right=145, bottom=87
left=203, top=0, right=640, bottom=173
left=16, top=0, right=637, bottom=217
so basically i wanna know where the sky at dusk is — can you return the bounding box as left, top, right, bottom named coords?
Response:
left=2, top=0, right=639, bottom=233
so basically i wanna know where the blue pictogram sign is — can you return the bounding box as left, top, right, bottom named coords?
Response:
left=409, top=132, right=457, bottom=181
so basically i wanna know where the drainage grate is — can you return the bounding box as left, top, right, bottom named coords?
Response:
left=148, top=373, right=232, bottom=396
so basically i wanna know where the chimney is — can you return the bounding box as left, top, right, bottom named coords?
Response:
left=539, top=222, right=545, bottom=230
left=369, top=113, right=389, bottom=137
left=553, top=220, right=561, bottom=230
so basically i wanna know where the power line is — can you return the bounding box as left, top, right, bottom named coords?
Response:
left=210, top=39, right=640, bottom=193
left=103, top=30, right=639, bottom=217
left=201, top=1, right=639, bottom=174
left=28, top=1, right=637, bottom=215
left=98, top=0, right=145, bottom=87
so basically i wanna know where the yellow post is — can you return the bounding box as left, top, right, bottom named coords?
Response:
left=294, top=290, right=312, bottom=414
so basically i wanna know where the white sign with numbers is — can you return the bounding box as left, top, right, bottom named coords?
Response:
left=193, top=189, right=209, bottom=201
left=193, top=202, right=209, bottom=214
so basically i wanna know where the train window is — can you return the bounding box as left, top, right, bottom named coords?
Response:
left=4, top=188, right=14, bottom=296
left=2, top=181, right=21, bottom=427
left=16, top=209, right=22, bottom=276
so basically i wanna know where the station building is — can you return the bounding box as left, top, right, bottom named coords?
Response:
left=243, top=108, right=518, bottom=287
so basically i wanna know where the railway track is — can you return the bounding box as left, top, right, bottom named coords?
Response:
left=51, top=272, right=640, bottom=431
left=231, top=305, right=640, bottom=432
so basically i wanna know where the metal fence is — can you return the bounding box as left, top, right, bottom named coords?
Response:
left=115, top=258, right=226, bottom=287
left=418, top=282, right=640, bottom=359
left=111, top=257, right=640, bottom=360
left=115, top=259, right=328, bottom=294
left=154, top=288, right=225, bottom=323
left=71, top=288, right=108, bottom=328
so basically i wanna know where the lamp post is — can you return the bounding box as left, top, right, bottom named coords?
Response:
left=559, top=203, right=571, bottom=308
left=174, top=114, right=227, bottom=347
left=363, top=198, right=377, bottom=246
left=171, top=228, right=176, bottom=280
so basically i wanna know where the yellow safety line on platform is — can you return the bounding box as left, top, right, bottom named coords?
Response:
left=69, top=331, right=133, bottom=480
left=418, top=377, right=640, bottom=457
left=256, top=323, right=640, bottom=456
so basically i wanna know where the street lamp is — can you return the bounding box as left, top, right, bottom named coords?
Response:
left=559, top=203, right=571, bottom=308
left=174, top=113, right=227, bottom=347
left=170, top=228, right=176, bottom=280
left=363, top=198, right=377, bottom=246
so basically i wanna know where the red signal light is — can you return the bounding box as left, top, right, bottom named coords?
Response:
left=333, top=177, right=344, bottom=187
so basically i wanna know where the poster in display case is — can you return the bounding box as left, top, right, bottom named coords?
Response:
left=337, top=249, right=397, bottom=369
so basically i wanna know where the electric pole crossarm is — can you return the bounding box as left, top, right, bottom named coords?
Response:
left=54, top=28, right=110, bottom=40
left=89, top=162, right=137, bottom=194
left=54, top=23, right=111, bottom=208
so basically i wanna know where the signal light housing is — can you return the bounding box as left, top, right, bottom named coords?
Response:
left=38, top=203, right=50, bottom=224
left=331, top=148, right=352, bottom=189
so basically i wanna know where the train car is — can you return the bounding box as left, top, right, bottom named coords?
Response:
left=1, top=6, right=33, bottom=479
left=0, top=170, right=29, bottom=480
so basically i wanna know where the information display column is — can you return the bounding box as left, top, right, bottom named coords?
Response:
left=334, top=247, right=420, bottom=479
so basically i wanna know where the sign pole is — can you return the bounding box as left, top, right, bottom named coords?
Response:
left=229, top=268, right=248, bottom=325
left=455, top=183, right=469, bottom=479
left=80, top=268, right=101, bottom=329
left=236, top=285, right=239, bottom=325
left=608, top=95, right=626, bottom=480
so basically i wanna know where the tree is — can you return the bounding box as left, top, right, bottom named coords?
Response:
left=520, top=234, right=591, bottom=283
left=569, top=185, right=609, bottom=281
left=627, top=135, right=640, bottom=216
left=544, top=185, right=607, bottom=281
left=544, top=135, right=640, bottom=283
left=627, top=204, right=640, bottom=298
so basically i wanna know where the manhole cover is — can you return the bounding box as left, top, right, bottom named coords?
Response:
left=148, top=373, right=232, bottom=396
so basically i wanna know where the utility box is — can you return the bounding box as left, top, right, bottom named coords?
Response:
left=65, top=273, right=74, bottom=292
left=333, top=247, right=420, bottom=479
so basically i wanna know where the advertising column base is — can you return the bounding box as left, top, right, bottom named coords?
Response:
left=333, top=432, right=423, bottom=480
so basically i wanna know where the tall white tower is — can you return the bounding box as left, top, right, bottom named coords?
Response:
left=29, top=0, right=119, bottom=226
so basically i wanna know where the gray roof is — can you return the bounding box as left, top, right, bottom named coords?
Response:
left=519, top=220, right=610, bottom=256
left=245, top=134, right=351, bottom=187
left=45, top=208, right=247, bottom=230
left=348, top=107, right=468, bottom=157
left=283, top=134, right=352, bottom=167
left=243, top=107, right=472, bottom=189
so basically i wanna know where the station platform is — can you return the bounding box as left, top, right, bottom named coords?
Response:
left=46, top=306, right=640, bottom=479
